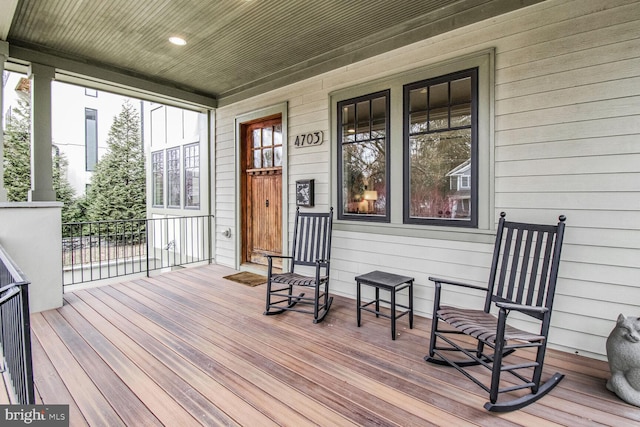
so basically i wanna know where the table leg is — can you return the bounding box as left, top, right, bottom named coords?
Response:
left=391, top=287, right=396, bottom=340
left=357, top=281, right=361, bottom=327
left=375, top=287, right=380, bottom=317
left=409, top=280, right=414, bottom=329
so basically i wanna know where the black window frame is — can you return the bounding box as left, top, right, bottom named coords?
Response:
left=403, top=68, right=479, bottom=228
left=337, top=90, right=391, bottom=222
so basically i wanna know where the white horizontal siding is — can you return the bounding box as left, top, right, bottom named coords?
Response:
left=213, top=0, right=640, bottom=359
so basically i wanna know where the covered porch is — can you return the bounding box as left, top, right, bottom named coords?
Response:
left=31, top=264, right=637, bottom=426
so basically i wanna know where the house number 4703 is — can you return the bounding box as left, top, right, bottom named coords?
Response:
left=294, top=131, right=323, bottom=147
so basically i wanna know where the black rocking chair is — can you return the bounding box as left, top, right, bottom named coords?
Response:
left=425, top=212, right=566, bottom=412
left=264, top=208, right=333, bottom=323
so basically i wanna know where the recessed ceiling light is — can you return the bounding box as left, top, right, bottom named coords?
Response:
left=169, top=36, right=187, bottom=46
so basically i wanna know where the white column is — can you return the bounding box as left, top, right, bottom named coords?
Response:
left=27, top=62, right=56, bottom=202
left=0, top=41, right=8, bottom=201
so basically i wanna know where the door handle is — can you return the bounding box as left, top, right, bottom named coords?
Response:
left=266, top=199, right=269, bottom=207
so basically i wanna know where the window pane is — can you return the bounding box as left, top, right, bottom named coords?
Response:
left=450, top=77, right=471, bottom=104
left=342, top=104, right=355, bottom=141
left=410, top=111, right=428, bottom=133
left=274, top=146, right=282, bottom=167
left=152, top=151, right=164, bottom=206
left=429, top=82, right=448, bottom=108
left=167, top=148, right=180, bottom=207
left=409, top=88, right=427, bottom=113
left=263, top=127, right=273, bottom=147
left=85, top=108, right=98, bottom=171
left=451, top=103, right=471, bottom=127
left=409, top=129, right=471, bottom=219
left=274, top=124, right=282, bottom=146
left=371, top=97, right=386, bottom=138
left=253, top=150, right=261, bottom=168
left=263, top=148, right=273, bottom=167
left=184, top=143, right=200, bottom=208
left=429, top=82, right=449, bottom=131
left=253, top=129, right=261, bottom=148
left=341, top=141, right=386, bottom=216
left=356, top=100, right=370, bottom=141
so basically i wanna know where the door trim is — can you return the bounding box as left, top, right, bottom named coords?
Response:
left=234, top=102, right=288, bottom=271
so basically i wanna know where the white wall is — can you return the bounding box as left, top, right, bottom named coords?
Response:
left=213, top=0, right=640, bottom=359
left=0, top=203, right=63, bottom=312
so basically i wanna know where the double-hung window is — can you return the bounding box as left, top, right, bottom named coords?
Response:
left=337, top=90, right=390, bottom=221
left=404, top=69, right=478, bottom=227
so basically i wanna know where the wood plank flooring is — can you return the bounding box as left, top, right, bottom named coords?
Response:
left=30, top=264, right=639, bottom=426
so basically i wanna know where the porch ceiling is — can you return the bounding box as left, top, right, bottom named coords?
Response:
left=4, top=0, right=544, bottom=107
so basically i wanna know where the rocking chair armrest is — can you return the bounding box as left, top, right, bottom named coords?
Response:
left=264, top=255, right=293, bottom=260
left=494, top=301, right=549, bottom=315
left=428, top=277, right=488, bottom=292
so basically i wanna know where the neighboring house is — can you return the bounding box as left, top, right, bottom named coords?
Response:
left=2, top=72, right=136, bottom=197
left=446, top=159, right=471, bottom=219
left=143, top=102, right=208, bottom=216
left=142, top=102, right=209, bottom=263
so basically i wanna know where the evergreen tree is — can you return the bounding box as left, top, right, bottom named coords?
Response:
left=85, top=100, right=146, bottom=222
left=3, top=97, right=77, bottom=219
left=53, top=147, right=79, bottom=223
left=3, top=97, right=31, bottom=201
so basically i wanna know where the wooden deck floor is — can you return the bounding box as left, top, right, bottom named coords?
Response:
left=31, top=264, right=639, bottom=426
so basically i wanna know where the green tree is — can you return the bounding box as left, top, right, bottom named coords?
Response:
left=3, top=96, right=77, bottom=220
left=85, top=100, right=145, bottom=222
left=53, top=146, right=78, bottom=223
left=3, top=97, right=31, bottom=201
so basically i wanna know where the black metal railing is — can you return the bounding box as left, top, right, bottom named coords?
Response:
left=0, top=244, right=35, bottom=405
left=62, top=215, right=213, bottom=286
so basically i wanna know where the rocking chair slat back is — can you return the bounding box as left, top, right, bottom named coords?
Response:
left=291, top=209, right=333, bottom=270
left=264, top=207, right=334, bottom=323
left=488, top=215, right=565, bottom=321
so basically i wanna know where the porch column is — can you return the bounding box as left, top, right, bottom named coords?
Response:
left=27, top=63, right=56, bottom=202
left=0, top=41, right=8, bottom=201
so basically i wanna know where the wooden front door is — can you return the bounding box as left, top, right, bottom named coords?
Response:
left=243, top=118, right=283, bottom=266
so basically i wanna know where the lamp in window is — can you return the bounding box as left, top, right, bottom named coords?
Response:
left=363, top=189, right=378, bottom=213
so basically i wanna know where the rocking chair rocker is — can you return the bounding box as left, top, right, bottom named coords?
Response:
left=264, top=208, right=333, bottom=323
left=425, top=212, right=566, bottom=412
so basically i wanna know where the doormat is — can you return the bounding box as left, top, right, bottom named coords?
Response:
left=223, top=272, right=267, bottom=287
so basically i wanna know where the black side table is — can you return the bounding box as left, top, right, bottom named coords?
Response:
left=356, top=270, right=414, bottom=340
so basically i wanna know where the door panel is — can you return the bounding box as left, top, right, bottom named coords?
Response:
left=249, top=172, right=282, bottom=264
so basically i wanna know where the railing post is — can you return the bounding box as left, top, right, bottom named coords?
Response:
left=146, top=218, right=150, bottom=278
left=208, top=215, right=213, bottom=265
